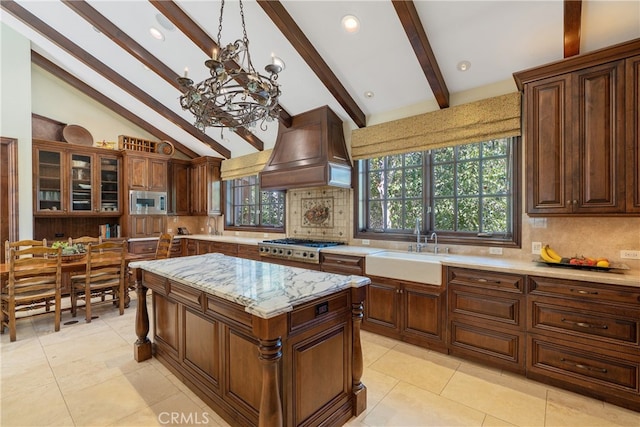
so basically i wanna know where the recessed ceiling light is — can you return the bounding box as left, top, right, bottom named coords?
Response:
left=149, top=27, right=165, bottom=41
left=341, top=15, right=360, bottom=33
left=364, top=91, right=374, bottom=99
left=457, top=60, right=471, bottom=72
left=155, top=13, right=175, bottom=31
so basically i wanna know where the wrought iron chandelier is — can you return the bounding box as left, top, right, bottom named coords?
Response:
left=177, top=0, right=282, bottom=132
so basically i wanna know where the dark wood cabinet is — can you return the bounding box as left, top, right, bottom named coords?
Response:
left=320, top=253, right=364, bottom=275
left=129, top=215, right=167, bottom=239
left=527, top=276, right=640, bottom=411
left=447, top=267, right=526, bottom=373
left=33, top=140, right=122, bottom=216
left=515, top=39, right=640, bottom=216
left=364, top=274, right=447, bottom=353
left=237, top=243, right=261, bottom=261
left=626, top=55, right=640, bottom=213
left=167, top=159, right=190, bottom=215
left=122, top=151, right=168, bottom=237
left=124, top=153, right=168, bottom=192
left=190, top=157, right=222, bottom=216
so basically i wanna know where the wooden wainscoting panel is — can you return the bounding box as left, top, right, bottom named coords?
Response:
left=183, top=308, right=220, bottom=390
left=154, top=293, right=179, bottom=353
left=225, top=327, right=262, bottom=421
left=293, top=326, right=348, bottom=425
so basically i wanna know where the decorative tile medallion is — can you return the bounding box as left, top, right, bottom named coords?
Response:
left=302, top=197, right=333, bottom=228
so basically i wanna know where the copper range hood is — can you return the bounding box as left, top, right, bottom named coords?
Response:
left=259, top=106, right=352, bottom=190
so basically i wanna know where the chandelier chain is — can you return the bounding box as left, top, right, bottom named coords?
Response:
left=216, top=0, right=225, bottom=48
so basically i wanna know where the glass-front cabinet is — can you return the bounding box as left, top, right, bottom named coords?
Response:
left=70, top=153, right=93, bottom=212
left=99, top=156, right=120, bottom=213
left=34, top=141, right=121, bottom=216
left=36, top=148, right=64, bottom=213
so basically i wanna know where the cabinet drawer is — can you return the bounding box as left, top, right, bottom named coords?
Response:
left=321, top=253, right=364, bottom=275
left=528, top=334, right=640, bottom=394
left=129, top=240, right=158, bottom=256
left=289, top=291, right=349, bottom=333
left=167, top=280, right=204, bottom=309
left=529, top=297, right=640, bottom=350
left=450, top=321, right=525, bottom=369
left=447, top=267, right=524, bottom=293
left=528, top=276, right=640, bottom=306
left=449, top=284, right=524, bottom=328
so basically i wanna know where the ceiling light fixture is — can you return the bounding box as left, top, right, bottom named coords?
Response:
left=177, top=0, right=282, bottom=132
left=364, top=91, right=374, bottom=99
left=457, top=60, right=471, bottom=72
left=149, top=27, right=164, bottom=41
left=155, top=13, right=175, bottom=31
left=341, top=15, right=360, bottom=33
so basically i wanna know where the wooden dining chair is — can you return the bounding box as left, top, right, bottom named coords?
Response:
left=1, top=246, right=62, bottom=342
left=4, top=238, right=47, bottom=262
left=155, top=233, right=173, bottom=260
left=70, top=240, right=127, bottom=323
left=68, top=235, right=102, bottom=247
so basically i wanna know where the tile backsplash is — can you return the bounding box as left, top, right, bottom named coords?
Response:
left=287, top=187, right=351, bottom=242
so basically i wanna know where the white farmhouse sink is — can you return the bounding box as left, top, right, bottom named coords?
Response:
left=365, top=251, right=443, bottom=286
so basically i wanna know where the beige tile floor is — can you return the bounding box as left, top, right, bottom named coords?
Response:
left=2, top=295, right=638, bottom=427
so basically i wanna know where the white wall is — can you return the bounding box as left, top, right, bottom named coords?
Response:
left=31, top=66, right=157, bottom=144
left=1, top=23, right=33, bottom=238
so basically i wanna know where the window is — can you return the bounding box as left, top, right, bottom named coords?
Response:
left=225, top=175, right=285, bottom=230
left=356, top=137, right=521, bottom=247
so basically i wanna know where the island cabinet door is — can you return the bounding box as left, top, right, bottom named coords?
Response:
left=182, top=307, right=221, bottom=392
left=153, top=293, right=179, bottom=357
left=284, top=291, right=354, bottom=426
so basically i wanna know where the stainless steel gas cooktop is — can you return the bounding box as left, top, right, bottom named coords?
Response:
left=258, top=239, right=345, bottom=264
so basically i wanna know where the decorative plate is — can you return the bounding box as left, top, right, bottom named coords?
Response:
left=156, top=140, right=175, bottom=156
left=63, top=125, right=93, bottom=146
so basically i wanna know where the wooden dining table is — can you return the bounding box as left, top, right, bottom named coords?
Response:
left=0, top=252, right=147, bottom=306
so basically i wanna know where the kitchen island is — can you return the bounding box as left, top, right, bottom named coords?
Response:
left=130, top=253, right=370, bottom=427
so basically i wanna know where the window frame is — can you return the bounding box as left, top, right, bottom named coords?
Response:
left=224, top=176, right=286, bottom=233
left=354, top=137, right=521, bottom=248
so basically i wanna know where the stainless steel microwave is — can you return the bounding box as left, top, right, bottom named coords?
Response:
left=129, top=190, right=167, bottom=215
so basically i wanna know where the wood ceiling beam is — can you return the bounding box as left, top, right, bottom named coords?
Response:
left=62, top=1, right=264, bottom=153
left=150, top=0, right=292, bottom=130
left=256, top=0, right=367, bottom=128
left=392, top=0, right=449, bottom=109
left=1, top=0, right=231, bottom=158
left=31, top=51, right=200, bottom=159
left=564, top=0, right=582, bottom=58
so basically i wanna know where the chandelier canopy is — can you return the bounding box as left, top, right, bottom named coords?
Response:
left=177, top=0, right=282, bottom=132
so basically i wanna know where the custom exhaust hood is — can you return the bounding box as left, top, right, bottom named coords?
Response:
left=259, top=106, right=352, bottom=190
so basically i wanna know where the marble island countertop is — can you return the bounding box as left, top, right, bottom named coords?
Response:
left=130, top=253, right=370, bottom=319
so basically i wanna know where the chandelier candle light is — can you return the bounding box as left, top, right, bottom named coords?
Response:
left=177, top=0, right=283, bottom=132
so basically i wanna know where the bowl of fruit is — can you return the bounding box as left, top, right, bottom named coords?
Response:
left=51, top=241, right=87, bottom=262
left=538, top=244, right=618, bottom=271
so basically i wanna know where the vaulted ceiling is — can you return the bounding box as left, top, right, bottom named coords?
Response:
left=2, top=1, right=639, bottom=159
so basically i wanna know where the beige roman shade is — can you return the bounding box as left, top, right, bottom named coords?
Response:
left=220, top=149, right=273, bottom=181
left=351, top=92, right=521, bottom=160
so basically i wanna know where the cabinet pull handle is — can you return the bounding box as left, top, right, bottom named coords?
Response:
left=570, top=289, right=599, bottom=295
left=477, top=278, right=501, bottom=284
left=560, top=358, right=607, bottom=374
left=561, top=318, right=608, bottom=329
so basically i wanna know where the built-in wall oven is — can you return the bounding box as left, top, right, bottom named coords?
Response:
left=129, top=190, right=167, bottom=215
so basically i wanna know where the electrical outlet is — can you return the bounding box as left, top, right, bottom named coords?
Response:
left=532, top=241, right=542, bottom=254
left=362, top=239, right=370, bottom=245
left=620, top=250, right=640, bottom=259
left=489, top=247, right=503, bottom=255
